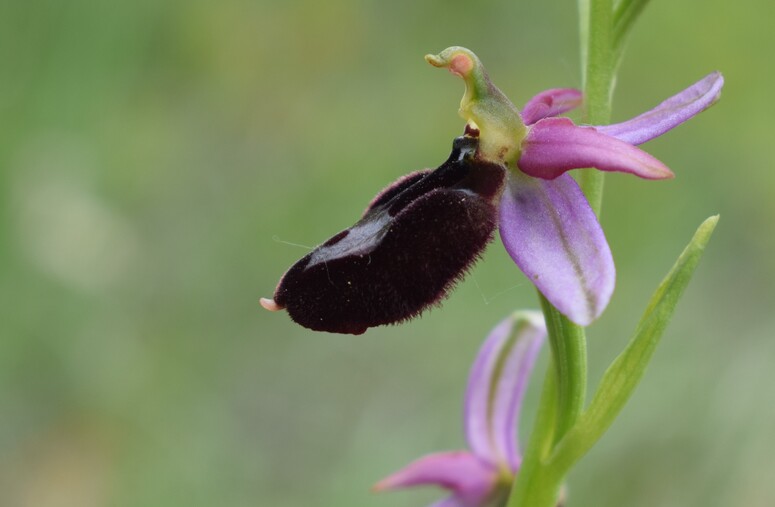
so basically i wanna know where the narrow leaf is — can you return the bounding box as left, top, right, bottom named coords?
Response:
left=549, top=215, right=719, bottom=473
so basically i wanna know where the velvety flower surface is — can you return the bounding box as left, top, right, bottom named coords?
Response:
left=373, top=312, right=546, bottom=507
left=266, top=137, right=506, bottom=334
left=262, top=47, right=723, bottom=332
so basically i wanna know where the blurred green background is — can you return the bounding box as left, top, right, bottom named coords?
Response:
left=1, top=0, right=773, bottom=506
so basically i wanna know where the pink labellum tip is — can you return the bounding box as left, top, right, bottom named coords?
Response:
left=260, top=298, right=285, bottom=312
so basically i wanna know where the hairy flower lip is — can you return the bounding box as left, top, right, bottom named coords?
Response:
left=267, top=136, right=506, bottom=334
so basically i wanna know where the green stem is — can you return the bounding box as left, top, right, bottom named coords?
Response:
left=579, top=0, right=615, bottom=216
left=539, top=294, right=587, bottom=443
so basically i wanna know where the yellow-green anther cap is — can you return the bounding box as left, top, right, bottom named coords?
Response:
left=425, top=46, right=527, bottom=165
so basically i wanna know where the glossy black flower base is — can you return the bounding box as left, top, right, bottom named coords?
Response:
left=271, top=136, right=506, bottom=334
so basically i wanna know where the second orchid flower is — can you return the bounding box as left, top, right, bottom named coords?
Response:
left=374, top=312, right=546, bottom=507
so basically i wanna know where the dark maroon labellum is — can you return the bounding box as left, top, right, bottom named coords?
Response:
left=272, top=136, right=506, bottom=334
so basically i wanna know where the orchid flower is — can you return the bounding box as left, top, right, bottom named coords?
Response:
left=261, top=47, right=723, bottom=333
left=373, top=312, right=546, bottom=507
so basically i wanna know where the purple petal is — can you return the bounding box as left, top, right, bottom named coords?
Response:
left=373, top=451, right=497, bottom=505
left=499, top=172, right=615, bottom=326
left=596, top=72, right=724, bottom=145
left=519, top=117, right=674, bottom=180
left=521, top=88, right=583, bottom=126
left=464, top=312, right=546, bottom=470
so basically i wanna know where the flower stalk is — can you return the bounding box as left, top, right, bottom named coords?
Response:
left=540, top=294, right=587, bottom=443
left=580, top=0, right=615, bottom=215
